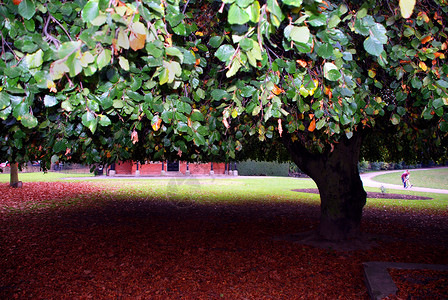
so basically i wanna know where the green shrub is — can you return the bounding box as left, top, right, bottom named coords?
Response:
left=237, top=160, right=290, bottom=177
left=380, top=162, right=389, bottom=170
left=371, top=161, right=382, bottom=171
left=358, top=161, right=370, bottom=173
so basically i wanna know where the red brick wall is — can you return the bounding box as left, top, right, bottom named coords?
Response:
left=138, top=162, right=164, bottom=175
left=189, top=162, right=225, bottom=174
left=114, top=161, right=226, bottom=175
left=115, top=161, right=133, bottom=175
left=213, top=163, right=226, bottom=174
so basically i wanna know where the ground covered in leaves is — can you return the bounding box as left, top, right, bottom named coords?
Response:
left=1, top=182, right=447, bottom=299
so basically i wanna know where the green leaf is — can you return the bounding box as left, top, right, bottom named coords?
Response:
left=172, top=23, right=187, bottom=36
left=44, top=95, right=58, bottom=107
left=363, top=37, right=384, bottom=57
left=226, top=59, right=242, bottom=78
left=440, top=121, right=448, bottom=132
left=21, top=114, right=38, bottom=128
left=193, top=132, right=206, bottom=146
left=158, top=67, right=169, bottom=85
left=369, top=23, right=387, bottom=44
left=182, top=50, right=196, bottom=65
left=13, top=102, right=28, bottom=120
left=357, top=8, right=368, bottom=19
left=190, top=109, right=205, bottom=121
left=240, top=38, right=253, bottom=51
left=99, top=115, right=111, bottom=126
left=432, top=98, right=444, bottom=109
left=215, top=45, right=235, bottom=62
left=266, top=0, right=284, bottom=26
left=316, top=43, right=333, bottom=59
left=328, top=15, right=341, bottom=28
left=316, top=118, right=326, bottom=130
left=246, top=1, right=260, bottom=23
left=177, top=102, right=192, bottom=114
left=211, top=89, right=231, bottom=101
left=282, top=0, right=302, bottom=7
left=82, top=0, right=99, bottom=23
left=241, top=86, right=256, bottom=97
left=96, top=48, right=111, bottom=70
left=391, top=114, right=400, bottom=125
left=228, top=4, right=250, bottom=25
left=18, top=0, right=36, bottom=20
left=436, top=80, right=448, bottom=88
left=236, top=0, right=253, bottom=8
left=118, top=56, right=130, bottom=71
left=166, top=12, right=184, bottom=28
left=411, top=77, right=422, bottom=89
left=58, top=41, right=82, bottom=59
left=0, top=92, right=10, bottom=110
left=166, top=47, right=184, bottom=63
left=66, top=54, right=83, bottom=77
left=209, top=36, right=224, bottom=48
left=308, top=14, right=327, bottom=27
left=61, top=100, right=74, bottom=112
left=82, top=111, right=98, bottom=133
left=288, top=26, right=310, bottom=44
left=24, top=49, right=44, bottom=69
left=54, top=140, right=68, bottom=153
left=323, top=63, right=341, bottom=81
left=164, top=60, right=182, bottom=83
left=117, top=29, right=130, bottom=49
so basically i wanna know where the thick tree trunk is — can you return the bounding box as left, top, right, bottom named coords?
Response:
left=283, top=131, right=366, bottom=240
left=10, top=162, right=22, bottom=188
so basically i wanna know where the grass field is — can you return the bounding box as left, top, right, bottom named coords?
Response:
left=1, top=171, right=446, bottom=213
left=372, top=168, right=448, bottom=190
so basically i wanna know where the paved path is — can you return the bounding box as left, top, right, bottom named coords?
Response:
left=360, top=168, right=448, bottom=195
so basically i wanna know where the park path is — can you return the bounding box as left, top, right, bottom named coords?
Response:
left=360, top=168, right=448, bottom=195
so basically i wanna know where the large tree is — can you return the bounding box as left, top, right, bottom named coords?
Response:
left=1, top=0, right=447, bottom=239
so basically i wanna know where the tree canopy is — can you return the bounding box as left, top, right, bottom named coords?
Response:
left=1, top=0, right=447, bottom=169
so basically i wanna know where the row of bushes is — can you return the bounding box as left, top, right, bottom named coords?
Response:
left=358, top=161, right=433, bottom=173
left=237, top=160, right=445, bottom=177
left=236, top=160, right=290, bottom=177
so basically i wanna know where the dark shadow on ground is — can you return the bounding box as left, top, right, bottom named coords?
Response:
left=1, top=194, right=447, bottom=299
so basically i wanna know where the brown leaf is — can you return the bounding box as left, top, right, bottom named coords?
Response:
left=129, top=32, right=145, bottom=51
left=308, top=118, right=316, bottom=132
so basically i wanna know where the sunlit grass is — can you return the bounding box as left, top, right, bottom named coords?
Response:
left=372, top=168, right=448, bottom=190
left=2, top=174, right=446, bottom=216
left=94, top=177, right=447, bottom=213
left=107, top=177, right=321, bottom=205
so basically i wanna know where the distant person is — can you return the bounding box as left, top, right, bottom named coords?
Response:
left=401, top=170, right=410, bottom=188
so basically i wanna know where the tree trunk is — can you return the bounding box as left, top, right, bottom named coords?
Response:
left=282, top=131, right=366, bottom=240
left=10, top=162, right=22, bottom=188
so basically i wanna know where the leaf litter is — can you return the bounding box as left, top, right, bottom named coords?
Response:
left=0, top=182, right=446, bottom=299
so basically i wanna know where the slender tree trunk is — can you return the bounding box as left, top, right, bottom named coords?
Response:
left=10, top=162, right=21, bottom=188
left=282, top=131, right=367, bottom=240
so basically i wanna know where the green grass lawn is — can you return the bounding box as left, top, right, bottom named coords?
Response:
left=2, top=172, right=447, bottom=215
left=371, top=168, right=448, bottom=190
left=0, top=171, right=93, bottom=182
left=93, top=176, right=448, bottom=214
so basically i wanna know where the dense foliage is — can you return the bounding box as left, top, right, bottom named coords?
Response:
left=1, top=0, right=447, bottom=169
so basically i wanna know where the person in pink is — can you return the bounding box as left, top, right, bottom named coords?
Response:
left=401, top=170, right=410, bottom=188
